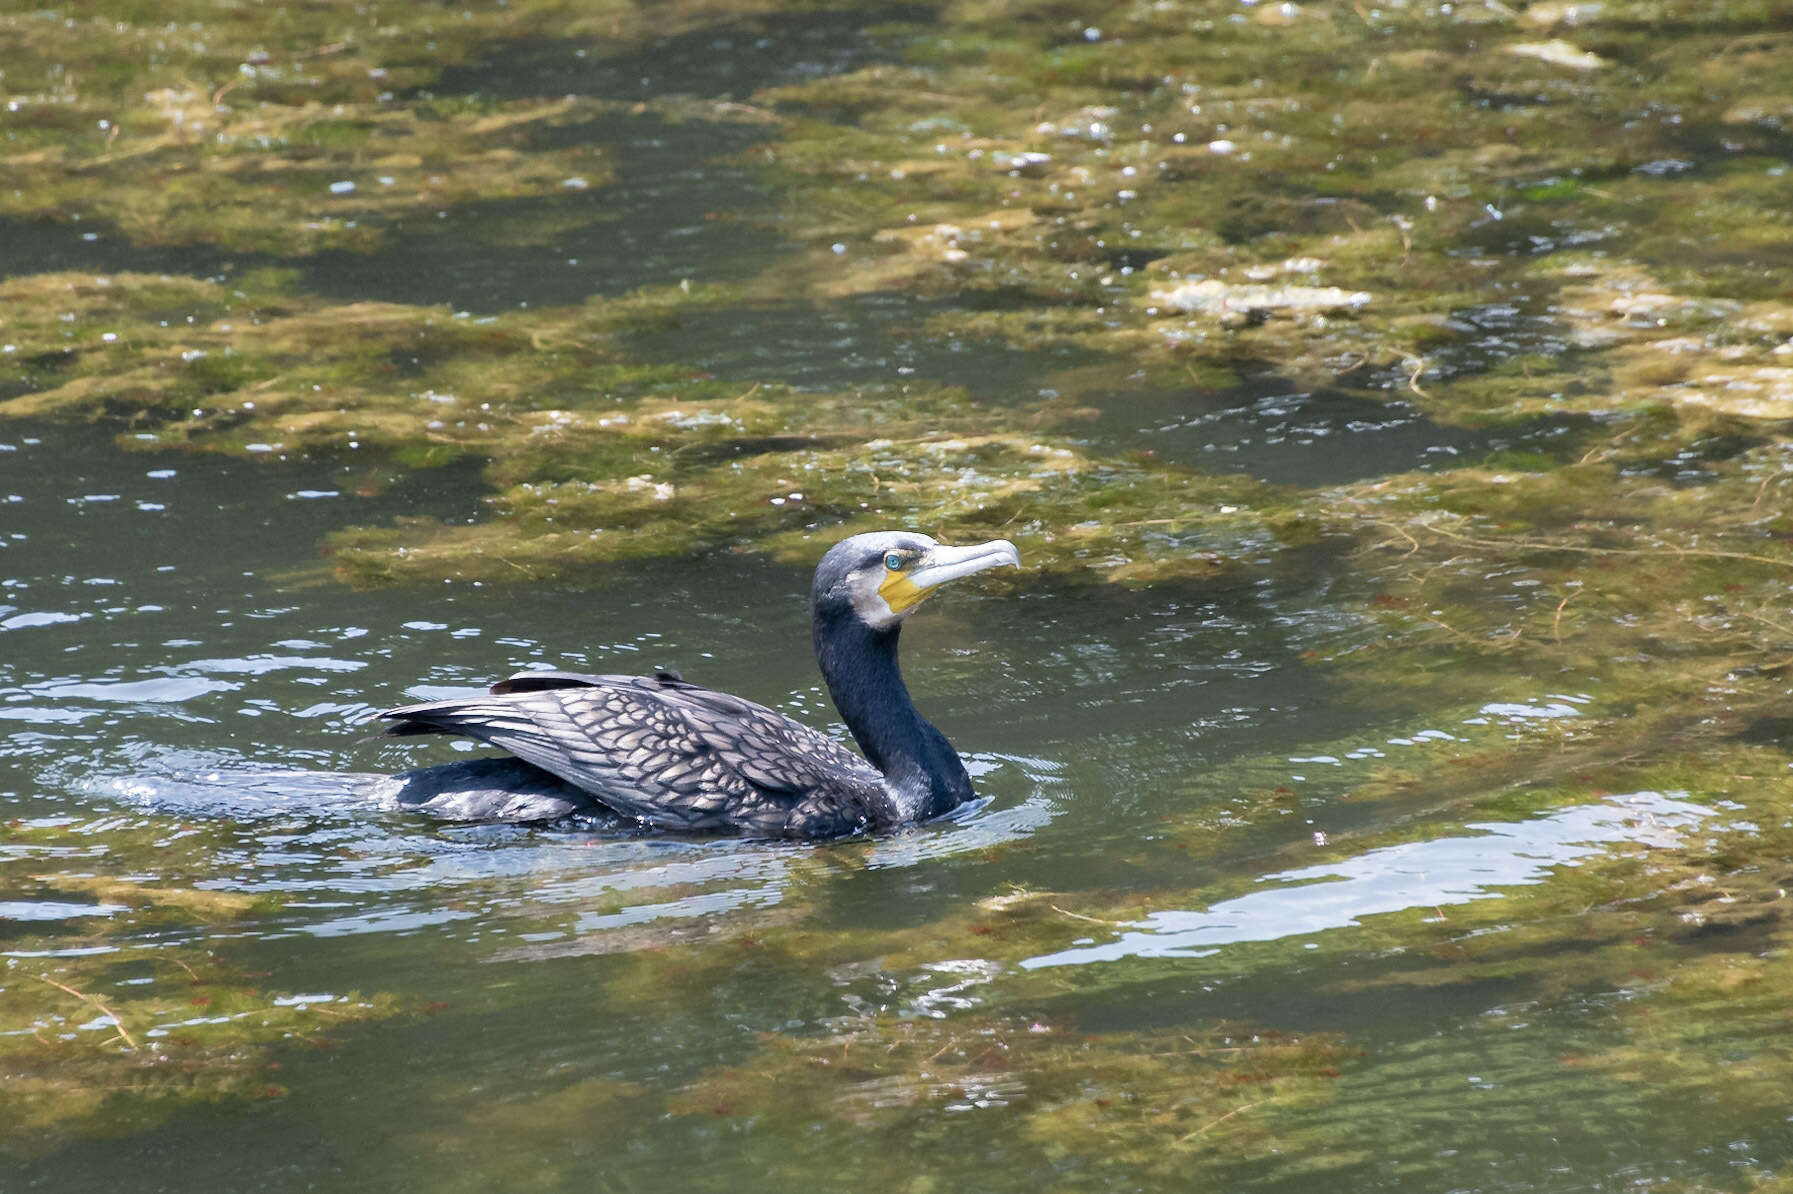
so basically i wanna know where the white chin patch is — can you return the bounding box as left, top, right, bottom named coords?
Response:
left=850, top=574, right=905, bottom=630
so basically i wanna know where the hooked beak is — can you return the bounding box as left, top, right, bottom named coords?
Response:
left=907, top=539, right=1022, bottom=590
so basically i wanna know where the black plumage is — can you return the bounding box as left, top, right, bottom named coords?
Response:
left=375, top=531, right=1019, bottom=837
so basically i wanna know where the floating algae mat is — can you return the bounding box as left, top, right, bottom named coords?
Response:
left=5, top=0, right=1791, bottom=586
left=4, top=0, right=1793, bottom=1189
left=0, top=815, right=409, bottom=1158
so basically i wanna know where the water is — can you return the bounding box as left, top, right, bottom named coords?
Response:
left=0, top=110, right=783, bottom=312
left=6, top=4, right=1791, bottom=1191
left=0, top=417, right=1743, bottom=1190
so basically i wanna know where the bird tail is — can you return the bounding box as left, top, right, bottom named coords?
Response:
left=374, top=717, right=448, bottom=735
left=373, top=700, right=493, bottom=740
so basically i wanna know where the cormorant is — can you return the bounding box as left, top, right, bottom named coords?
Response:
left=374, top=531, right=1020, bottom=837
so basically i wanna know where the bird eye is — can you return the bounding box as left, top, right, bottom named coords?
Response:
left=885, top=552, right=906, bottom=571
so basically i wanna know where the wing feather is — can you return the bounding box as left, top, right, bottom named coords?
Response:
left=378, top=674, right=884, bottom=834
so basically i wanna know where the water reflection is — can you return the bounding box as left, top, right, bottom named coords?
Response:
left=425, top=13, right=910, bottom=104
left=1024, top=791, right=1705, bottom=969
left=1087, top=381, right=1591, bottom=485
left=4, top=0, right=1786, bottom=1186
left=618, top=292, right=1096, bottom=401
left=71, top=743, right=1058, bottom=959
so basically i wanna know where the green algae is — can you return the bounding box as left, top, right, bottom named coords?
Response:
left=0, top=0, right=838, bottom=256
left=0, top=816, right=408, bottom=1158
left=390, top=1075, right=659, bottom=1193
left=326, top=418, right=1292, bottom=585
left=3, top=92, right=615, bottom=257
left=383, top=708, right=1793, bottom=1188
left=6, top=1, right=1793, bottom=1180
left=585, top=726, right=1793, bottom=1183
left=0, top=271, right=706, bottom=462
left=0, top=268, right=1302, bottom=587
left=666, top=1014, right=1351, bottom=1176
left=384, top=989, right=1353, bottom=1190
left=736, top=0, right=1793, bottom=436
left=4, top=0, right=1791, bottom=592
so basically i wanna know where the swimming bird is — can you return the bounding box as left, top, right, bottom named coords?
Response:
left=374, top=531, right=1020, bottom=837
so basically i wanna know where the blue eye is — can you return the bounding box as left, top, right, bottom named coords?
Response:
left=885, top=552, right=905, bottom=571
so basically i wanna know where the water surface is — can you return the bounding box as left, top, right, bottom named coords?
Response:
left=5, top=2, right=1792, bottom=1191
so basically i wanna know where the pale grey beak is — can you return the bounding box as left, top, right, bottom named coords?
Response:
left=907, top=539, right=1022, bottom=590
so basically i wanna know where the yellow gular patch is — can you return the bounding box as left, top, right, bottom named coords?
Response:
left=877, top=569, right=931, bottom=614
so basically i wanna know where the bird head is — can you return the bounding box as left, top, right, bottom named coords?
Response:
left=812, top=531, right=1021, bottom=631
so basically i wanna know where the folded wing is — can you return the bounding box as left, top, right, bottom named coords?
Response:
left=378, top=672, right=884, bottom=835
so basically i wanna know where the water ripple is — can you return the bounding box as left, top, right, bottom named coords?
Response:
left=1023, top=791, right=1706, bottom=969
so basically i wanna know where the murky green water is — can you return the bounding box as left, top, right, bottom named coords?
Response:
left=6, top=2, right=1793, bottom=1191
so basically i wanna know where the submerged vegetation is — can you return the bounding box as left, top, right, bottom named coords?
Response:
left=4, top=0, right=1789, bottom=586
left=4, top=0, right=1793, bottom=1185
left=0, top=817, right=407, bottom=1157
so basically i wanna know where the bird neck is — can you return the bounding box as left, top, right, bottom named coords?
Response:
left=812, top=609, right=971, bottom=820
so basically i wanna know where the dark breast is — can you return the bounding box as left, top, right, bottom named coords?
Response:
left=379, top=672, right=892, bottom=837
